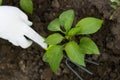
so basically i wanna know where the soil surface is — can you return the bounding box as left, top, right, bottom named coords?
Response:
left=0, top=0, right=120, bottom=80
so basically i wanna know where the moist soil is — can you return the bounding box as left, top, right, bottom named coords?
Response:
left=0, top=0, right=120, bottom=80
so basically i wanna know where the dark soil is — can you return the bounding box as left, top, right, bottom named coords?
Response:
left=0, top=0, right=120, bottom=80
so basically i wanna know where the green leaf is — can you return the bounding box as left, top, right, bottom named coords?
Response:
left=76, top=17, right=103, bottom=34
left=43, top=45, right=63, bottom=72
left=59, top=9, right=74, bottom=32
left=67, top=27, right=81, bottom=37
left=20, top=0, right=33, bottom=14
left=0, top=0, right=2, bottom=5
left=79, top=37, right=100, bottom=54
left=65, top=41, right=85, bottom=66
left=45, top=33, right=64, bottom=45
left=48, top=18, right=61, bottom=32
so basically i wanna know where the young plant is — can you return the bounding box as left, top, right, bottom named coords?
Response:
left=43, top=9, right=103, bottom=72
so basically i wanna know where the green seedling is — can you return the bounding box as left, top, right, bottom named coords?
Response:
left=43, top=9, right=103, bottom=73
